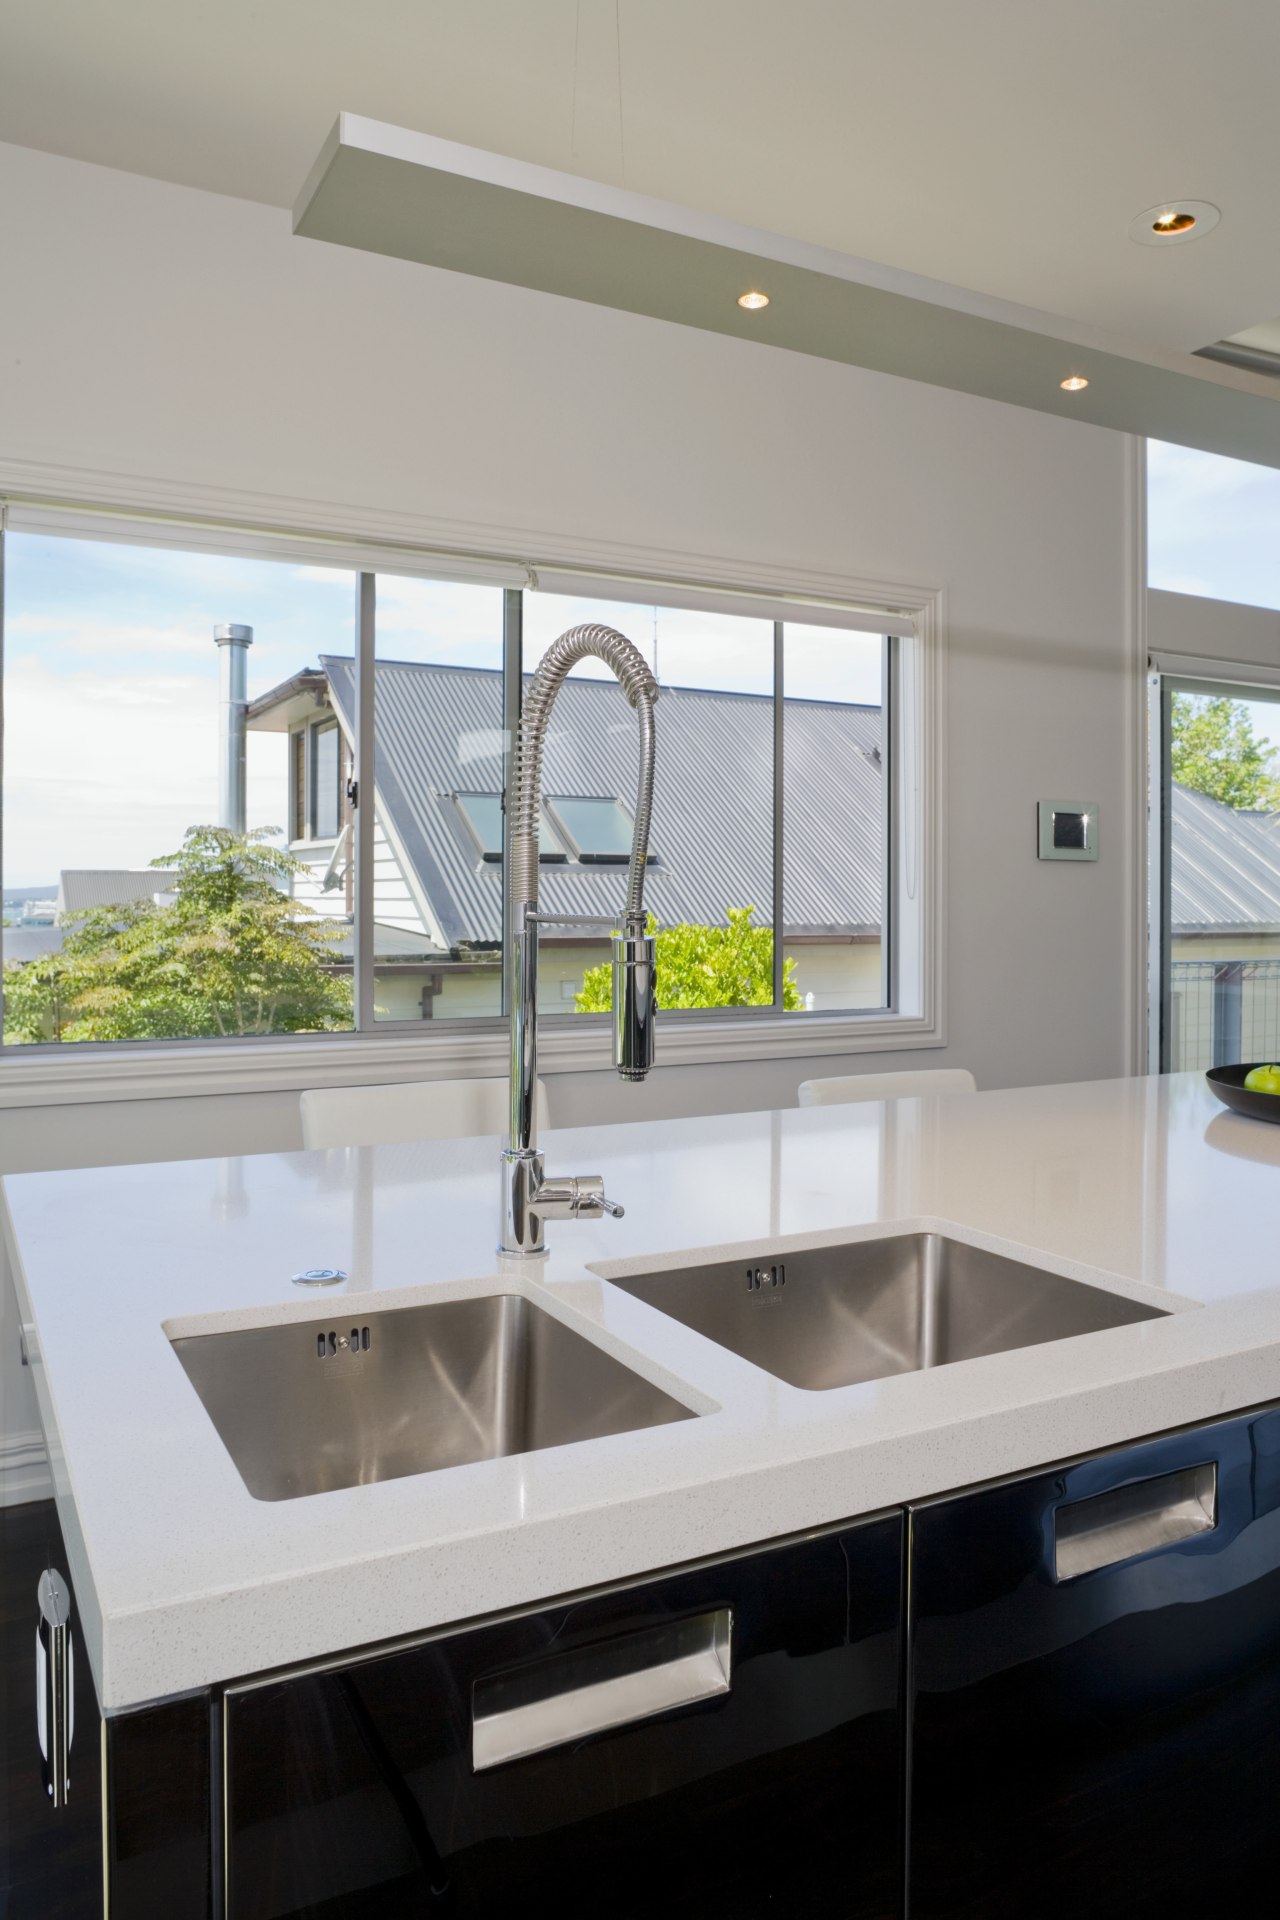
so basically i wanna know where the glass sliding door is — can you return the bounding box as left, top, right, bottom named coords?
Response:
left=1157, top=675, right=1280, bottom=1070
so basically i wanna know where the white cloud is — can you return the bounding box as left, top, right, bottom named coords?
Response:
left=3, top=657, right=288, bottom=885
left=6, top=612, right=218, bottom=659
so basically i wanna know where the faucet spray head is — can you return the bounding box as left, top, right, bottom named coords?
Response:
left=612, top=913, right=656, bottom=1081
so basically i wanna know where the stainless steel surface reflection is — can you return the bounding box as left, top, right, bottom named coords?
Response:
left=604, top=1235, right=1167, bottom=1391
left=171, top=1295, right=695, bottom=1501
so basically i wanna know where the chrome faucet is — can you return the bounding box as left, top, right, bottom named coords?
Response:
left=500, top=625, right=658, bottom=1256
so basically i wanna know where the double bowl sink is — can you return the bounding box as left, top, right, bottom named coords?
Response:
left=172, top=1234, right=1166, bottom=1502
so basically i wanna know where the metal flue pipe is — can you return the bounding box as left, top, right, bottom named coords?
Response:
left=214, top=624, right=253, bottom=832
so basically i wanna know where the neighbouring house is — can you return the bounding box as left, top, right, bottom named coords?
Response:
left=8, top=686, right=1280, bottom=1053
left=3, top=926, right=64, bottom=964
left=56, top=870, right=179, bottom=917
left=1169, top=785, right=1280, bottom=960
left=244, top=659, right=1280, bottom=1034
left=246, top=658, right=889, bottom=1018
left=3, top=870, right=182, bottom=965
left=1168, top=785, right=1280, bottom=1068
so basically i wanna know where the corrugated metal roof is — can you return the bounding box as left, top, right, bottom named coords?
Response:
left=321, top=659, right=885, bottom=948
left=57, top=869, right=178, bottom=915
left=3, top=926, right=64, bottom=961
left=1169, top=785, right=1280, bottom=934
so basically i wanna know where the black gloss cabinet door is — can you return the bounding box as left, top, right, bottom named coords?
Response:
left=909, top=1408, right=1280, bottom=1919
left=225, top=1515, right=903, bottom=1920
left=0, top=1499, right=103, bottom=1919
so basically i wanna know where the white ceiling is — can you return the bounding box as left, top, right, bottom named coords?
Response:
left=3, top=0, right=1280, bottom=357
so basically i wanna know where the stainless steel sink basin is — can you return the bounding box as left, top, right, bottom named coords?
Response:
left=600, top=1234, right=1166, bottom=1391
left=171, top=1294, right=694, bottom=1501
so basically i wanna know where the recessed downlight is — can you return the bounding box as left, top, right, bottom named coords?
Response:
left=737, top=290, right=770, bottom=310
left=1060, top=375, right=1089, bottom=392
left=1128, top=200, right=1220, bottom=246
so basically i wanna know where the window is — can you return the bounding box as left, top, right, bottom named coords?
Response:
left=0, top=511, right=926, bottom=1061
left=545, top=796, right=637, bottom=863
left=783, top=623, right=887, bottom=1012
left=455, top=792, right=504, bottom=861
left=522, top=589, right=891, bottom=1017
left=1148, top=444, right=1280, bottom=1069
left=455, top=794, right=568, bottom=864
left=1149, top=441, right=1280, bottom=612
left=1154, top=677, right=1280, bottom=1071
left=0, top=528, right=356, bottom=1046
left=310, top=721, right=342, bottom=840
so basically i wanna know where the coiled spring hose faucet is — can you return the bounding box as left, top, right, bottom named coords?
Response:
left=500, top=626, right=658, bottom=1256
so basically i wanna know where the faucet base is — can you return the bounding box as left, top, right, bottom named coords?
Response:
left=499, top=1148, right=547, bottom=1257
left=498, top=1151, right=625, bottom=1255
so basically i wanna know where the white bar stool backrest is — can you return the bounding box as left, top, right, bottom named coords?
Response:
left=796, top=1068, right=977, bottom=1107
left=300, top=1076, right=551, bottom=1149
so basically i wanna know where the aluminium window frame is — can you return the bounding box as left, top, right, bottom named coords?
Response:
left=0, top=502, right=945, bottom=1106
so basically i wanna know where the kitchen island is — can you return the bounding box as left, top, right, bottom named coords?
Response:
left=6, top=1070, right=1280, bottom=1916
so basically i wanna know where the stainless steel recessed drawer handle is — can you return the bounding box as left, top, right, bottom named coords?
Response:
left=472, top=1608, right=732, bottom=1772
left=36, top=1570, right=74, bottom=1808
left=1054, top=1462, right=1218, bottom=1581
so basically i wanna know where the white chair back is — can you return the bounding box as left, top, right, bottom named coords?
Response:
left=797, top=1068, right=977, bottom=1108
left=300, top=1076, right=550, bottom=1150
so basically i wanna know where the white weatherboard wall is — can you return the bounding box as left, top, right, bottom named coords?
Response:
left=0, top=140, right=1139, bottom=1493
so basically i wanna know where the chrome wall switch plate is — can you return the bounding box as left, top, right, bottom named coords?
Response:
left=1038, top=799, right=1098, bottom=861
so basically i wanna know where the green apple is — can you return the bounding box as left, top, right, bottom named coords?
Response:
left=1244, top=1064, right=1280, bottom=1094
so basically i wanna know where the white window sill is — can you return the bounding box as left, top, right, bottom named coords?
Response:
left=0, top=1009, right=942, bottom=1108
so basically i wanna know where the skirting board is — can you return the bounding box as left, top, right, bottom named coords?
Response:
left=1, top=1429, right=51, bottom=1506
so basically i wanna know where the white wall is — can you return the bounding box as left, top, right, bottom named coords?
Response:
left=0, top=140, right=1142, bottom=1491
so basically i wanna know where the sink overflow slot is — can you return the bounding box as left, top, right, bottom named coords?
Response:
left=316, top=1327, right=371, bottom=1358
left=746, top=1264, right=786, bottom=1292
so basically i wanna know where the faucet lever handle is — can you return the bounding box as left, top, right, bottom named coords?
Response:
left=598, top=1195, right=625, bottom=1219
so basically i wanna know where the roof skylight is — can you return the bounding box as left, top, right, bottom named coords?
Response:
left=455, top=793, right=568, bottom=864
left=546, top=796, right=641, bottom=864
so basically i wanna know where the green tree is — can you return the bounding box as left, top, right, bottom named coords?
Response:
left=1170, top=692, right=1280, bottom=810
left=574, top=906, right=802, bottom=1013
left=3, top=826, right=353, bottom=1043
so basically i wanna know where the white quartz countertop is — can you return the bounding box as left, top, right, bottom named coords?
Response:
left=7, top=1071, right=1280, bottom=1711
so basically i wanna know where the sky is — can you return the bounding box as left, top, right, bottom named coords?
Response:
left=2, top=535, right=882, bottom=889
left=1147, top=439, right=1280, bottom=754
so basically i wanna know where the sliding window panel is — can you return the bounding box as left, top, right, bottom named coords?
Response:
left=367, top=574, right=506, bottom=1022
left=0, top=531, right=355, bottom=1045
left=523, top=592, right=775, bottom=1016
left=782, top=624, right=888, bottom=1013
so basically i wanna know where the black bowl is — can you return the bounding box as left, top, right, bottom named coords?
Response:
left=1205, top=1063, right=1280, bottom=1124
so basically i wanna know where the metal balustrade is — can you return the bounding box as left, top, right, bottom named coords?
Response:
left=1169, top=958, right=1280, bottom=1070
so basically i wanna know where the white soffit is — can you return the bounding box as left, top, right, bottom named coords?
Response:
left=295, top=116, right=1280, bottom=471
